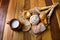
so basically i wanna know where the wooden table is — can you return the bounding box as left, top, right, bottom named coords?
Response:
left=3, top=0, right=60, bottom=40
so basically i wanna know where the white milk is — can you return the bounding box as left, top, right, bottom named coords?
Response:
left=12, top=20, right=19, bottom=28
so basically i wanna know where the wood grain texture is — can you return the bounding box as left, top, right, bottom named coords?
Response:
left=0, top=0, right=9, bottom=40
left=0, top=0, right=2, bottom=6
left=2, top=0, right=60, bottom=40
left=51, top=0, right=60, bottom=40
left=23, top=0, right=31, bottom=40
left=52, top=0, right=60, bottom=29
left=13, top=0, right=31, bottom=40
left=3, top=0, right=16, bottom=40
left=46, top=0, right=60, bottom=40
left=13, top=0, right=24, bottom=40
left=38, top=0, right=52, bottom=40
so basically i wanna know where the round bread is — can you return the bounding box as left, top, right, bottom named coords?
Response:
left=31, top=23, right=46, bottom=34
left=19, top=16, right=31, bottom=31
left=39, top=13, right=47, bottom=25
left=31, top=25, right=40, bottom=34
left=39, top=13, right=46, bottom=20
left=30, top=15, right=40, bottom=25
left=38, top=23, right=46, bottom=32
left=23, top=11, right=31, bottom=19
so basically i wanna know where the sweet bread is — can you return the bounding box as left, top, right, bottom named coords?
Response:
left=19, top=16, right=31, bottom=31
left=23, top=11, right=31, bottom=19
left=30, top=15, right=40, bottom=25
left=31, top=23, right=46, bottom=34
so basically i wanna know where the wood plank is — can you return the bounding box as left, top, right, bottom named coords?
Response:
left=23, top=0, right=31, bottom=40
left=3, top=0, right=60, bottom=40
left=0, top=0, right=2, bottom=6
left=51, top=0, right=60, bottom=40
left=3, top=0, right=16, bottom=40
left=13, top=0, right=31, bottom=40
left=45, top=0, right=60, bottom=40
left=52, top=0, right=60, bottom=29
left=0, top=0, right=9, bottom=40
left=12, top=0, right=24, bottom=40
left=50, top=10, right=60, bottom=40
left=38, top=0, right=52, bottom=40
left=13, top=32, right=24, bottom=40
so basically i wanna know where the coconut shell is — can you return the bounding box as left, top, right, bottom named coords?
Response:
left=7, top=19, right=21, bottom=31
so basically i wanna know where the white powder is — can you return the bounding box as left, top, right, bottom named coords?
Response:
left=12, top=20, right=19, bottom=28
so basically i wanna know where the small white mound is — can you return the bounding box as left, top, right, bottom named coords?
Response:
left=12, top=20, right=19, bottom=28
left=30, top=15, right=39, bottom=25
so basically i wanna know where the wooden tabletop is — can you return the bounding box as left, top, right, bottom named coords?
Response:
left=2, top=0, right=60, bottom=40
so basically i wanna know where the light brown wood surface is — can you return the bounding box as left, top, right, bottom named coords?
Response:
left=3, top=0, right=16, bottom=40
left=3, top=0, right=60, bottom=40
